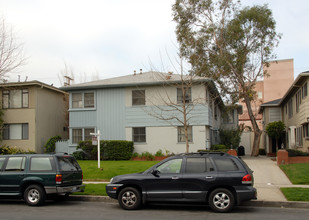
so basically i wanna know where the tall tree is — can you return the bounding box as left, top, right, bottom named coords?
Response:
left=265, top=121, right=285, bottom=151
left=0, top=17, right=26, bottom=81
left=172, top=0, right=281, bottom=156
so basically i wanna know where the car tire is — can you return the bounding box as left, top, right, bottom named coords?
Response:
left=118, top=187, right=141, bottom=210
left=24, top=185, right=46, bottom=206
left=208, top=188, right=235, bottom=213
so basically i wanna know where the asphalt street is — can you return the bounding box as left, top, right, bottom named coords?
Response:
left=0, top=200, right=309, bottom=220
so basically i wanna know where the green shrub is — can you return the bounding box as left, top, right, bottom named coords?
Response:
left=259, top=148, right=266, bottom=155
left=219, top=128, right=242, bottom=149
left=141, top=151, right=155, bottom=160
left=131, top=152, right=139, bottom=158
left=286, top=149, right=309, bottom=157
left=155, top=149, right=164, bottom=157
left=0, top=145, right=36, bottom=155
left=77, top=140, right=134, bottom=160
left=211, top=144, right=228, bottom=151
left=72, top=151, right=89, bottom=160
left=102, top=140, right=134, bottom=160
left=44, top=135, right=62, bottom=153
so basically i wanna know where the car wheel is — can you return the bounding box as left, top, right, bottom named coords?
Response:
left=208, top=188, right=234, bottom=213
left=118, top=187, right=141, bottom=210
left=24, top=185, right=46, bottom=206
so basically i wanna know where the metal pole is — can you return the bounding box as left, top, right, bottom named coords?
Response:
left=98, top=130, right=100, bottom=169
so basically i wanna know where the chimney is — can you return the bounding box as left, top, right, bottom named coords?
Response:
left=134, top=70, right=136, bottom=75
left=140, top=69, right=142, bottom=74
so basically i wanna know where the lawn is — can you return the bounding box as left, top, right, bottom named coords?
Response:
left=281, top=188, right=309, bottom=202
left=73, top=184, right=107, bottom=196
left=78, top=160, right=158, bottom=181
left=280, top=163, right=309, bottom=184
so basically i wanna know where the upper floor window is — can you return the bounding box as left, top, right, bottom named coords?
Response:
left=71, top=92, right=95, bottom=109
left=288, top=98, right=293, bottom=118
left=302, top=82, right=308, bottom=99
left=132, top=90, right=145, bottom=106
left=177, top=87, right=191, bottom=104
left=3, top=123, right=29, bottom=140
left=2, top=89, right=28, bottom=109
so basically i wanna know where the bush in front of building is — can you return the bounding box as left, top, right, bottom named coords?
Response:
left=0, top=145, right=36, bottom=155
left=286, top=149, right=309, bottom=157
left=44, top=135, right=62, bottom=153
left=76, top=140, right=134, bottom=160
left=219, top=128, right=242, bottom=149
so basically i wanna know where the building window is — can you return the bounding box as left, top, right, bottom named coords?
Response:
left=3, top=123, right=29, bottom=140
left=2, top=89, right=29, bottom=109
left=214, top=105, right=218, bottom=120
left=302, top=82, right=308, bottom=99
left=84, top=128, right=95, bottom=141
left=132, top=90, right=145, bottom=106
left=177, top=87, right=191, bottom=104
left=178, top=126, right=192, bottom=143
left=71, top=92, right=95, bottom=109
left=84, top=93, right=94, bottom=108
left=132, top=127, right=146, bottom=143
left=72, top=129, right=82, bottom=144
left=295, top=127, right=303, bottom=147
left=288, top=98, right=293, bottom=118
left=72, top=128, right=95, bottom=144
left=303, top=124, right=309, bottom=138
left=257, top=91, right=263, bottom=99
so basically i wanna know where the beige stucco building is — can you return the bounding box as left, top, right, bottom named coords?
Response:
left=260, top=72, right=309, bottom=154
left=0, top=81, right=68, bottom=153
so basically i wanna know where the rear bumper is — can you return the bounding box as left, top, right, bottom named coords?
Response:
left=106, top=184, right=124, bottom=199
left=45, top=184, right=85, bottom=194
left=236, top=186, right=257, bottom=204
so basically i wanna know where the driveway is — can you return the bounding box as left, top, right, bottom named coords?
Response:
left=242, top=156, right=292, bottom=201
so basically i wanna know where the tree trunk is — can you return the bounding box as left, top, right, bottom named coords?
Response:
left=243, top=94, right=262, bottom=156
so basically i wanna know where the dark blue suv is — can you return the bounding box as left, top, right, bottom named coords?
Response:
left=106, top=152, right=256, bottom=213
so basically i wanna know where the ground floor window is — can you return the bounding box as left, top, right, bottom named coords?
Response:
left=72, top=128, right=95, bottom=144
left=178, top=126, right=192, bottom=143
left=132, top=127, right=146, bottom=143
left=303, top=123, right=309, bottom=139
left=2, top=123, right=29, bottom=140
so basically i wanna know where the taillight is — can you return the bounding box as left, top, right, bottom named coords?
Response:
left=242, top=174, right=252, bottom=184
left=56, top=174, right=62, bottom=184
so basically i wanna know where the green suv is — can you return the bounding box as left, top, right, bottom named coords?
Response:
left=0, top=153, right=85, bottom=206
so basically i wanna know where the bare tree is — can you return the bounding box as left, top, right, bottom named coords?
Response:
left=0, top=17, right=26, bottom=82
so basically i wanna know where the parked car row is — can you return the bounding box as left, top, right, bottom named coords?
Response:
left=0, top=152, right=256, bottom=213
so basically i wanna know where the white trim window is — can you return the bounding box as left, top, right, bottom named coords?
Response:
left=3, top=123, right=29, bottom=140
left=71, top=91, right=95, bottom=109
left=177, top=87, right=192, bottom=104
left=132, top=90, right=145, bottom=106
left=72, top=128, right=95, bottom=144
left=132, top=127, right=146, bottom=143
left=178, top=126, right=192, bottom=143
left=2, top=89, right=29, bottom=109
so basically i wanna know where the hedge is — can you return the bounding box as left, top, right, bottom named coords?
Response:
left=75, top=140, right=134, bottom=160
left=286, top=149, right=309, bottom=157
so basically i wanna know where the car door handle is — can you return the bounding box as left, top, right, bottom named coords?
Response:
left=205, top=176, right=214, bottom=179
left=172, top=176, right=179, bottom=180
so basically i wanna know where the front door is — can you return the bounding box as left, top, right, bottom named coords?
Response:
left=145, top=158, right=183, bottom=201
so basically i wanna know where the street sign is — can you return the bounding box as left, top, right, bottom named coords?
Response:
left=92, top=136, right=97, bottom=145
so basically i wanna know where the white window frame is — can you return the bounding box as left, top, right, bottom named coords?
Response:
left=71, top=91, right=95, bottom=109
left=71, top=127, right=95, bottom=144
left=177, top=126, right=193, bottom=143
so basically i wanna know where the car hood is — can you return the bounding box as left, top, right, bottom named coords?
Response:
left=111, top=173, right=145, bottom=183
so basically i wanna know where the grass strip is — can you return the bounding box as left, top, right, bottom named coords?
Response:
left=281, top=188, right=309, bottom=201
left=78, top=160, right=157, bottom=181
left=280, top=163, right=309, bottom=184
left=73, top=184, right=108, bottom=196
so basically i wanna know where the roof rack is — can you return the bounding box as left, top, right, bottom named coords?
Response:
left=179, top=152, right=227, bottom=156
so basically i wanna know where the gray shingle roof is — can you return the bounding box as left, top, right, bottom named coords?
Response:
left=60, top=71, right=211, bottom=91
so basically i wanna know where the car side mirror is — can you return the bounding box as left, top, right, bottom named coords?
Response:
left=151, top=169, right=160, bottom=177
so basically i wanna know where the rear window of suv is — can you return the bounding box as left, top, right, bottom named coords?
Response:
left=185, top=157, right=214, bottom=173
left=57, top=156, right=81, bottom=171
left=213, top=158, right=239, bottom=171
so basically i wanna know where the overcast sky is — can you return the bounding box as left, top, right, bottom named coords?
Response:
left=1, top=0, right=308, bottom=87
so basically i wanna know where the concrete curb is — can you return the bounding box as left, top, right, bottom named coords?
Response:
left=69, top=195, right=309, bottom=209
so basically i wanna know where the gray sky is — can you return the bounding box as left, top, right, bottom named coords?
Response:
left=1, top=0, right=308, bottom=87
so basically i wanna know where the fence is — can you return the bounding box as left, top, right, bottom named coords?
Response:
left=55, top=140, right=77, bottom=155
